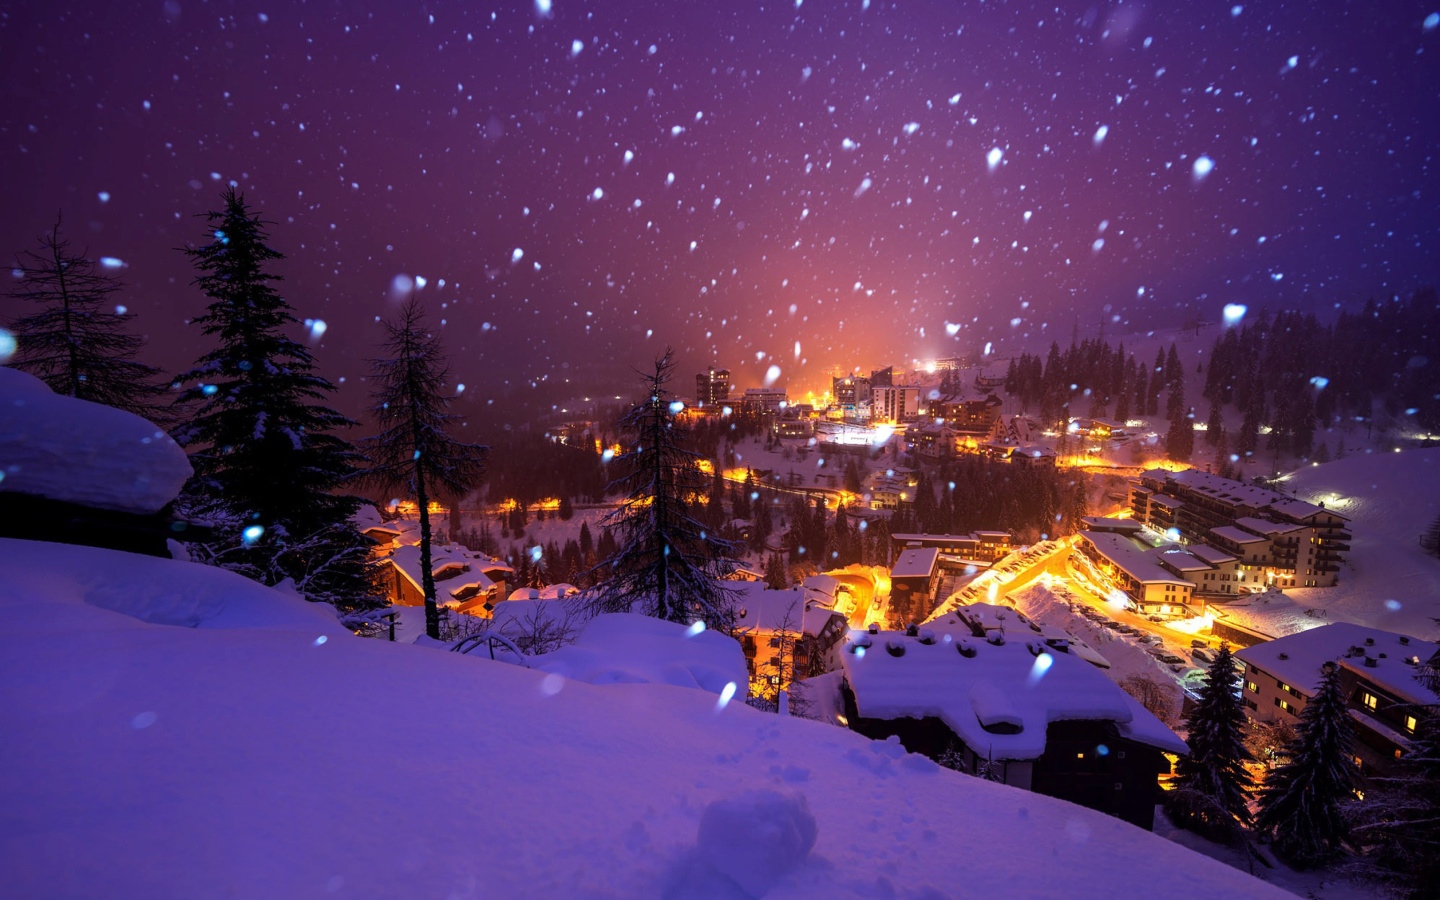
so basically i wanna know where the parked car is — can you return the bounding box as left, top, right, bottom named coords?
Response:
left=1115, top=624, right=1138, bottom=635
left=1191, top=648, right=1215, bottom=665
left=1157, top=653, right=1185, bottom=666
left=1190, top=639, right=1209, bottom=649
left=1140, top=634, right=1163, bottom=645
left=1147, top=615, right=1165, bottom=623
left=1101, top=620, right=1122, bottom=631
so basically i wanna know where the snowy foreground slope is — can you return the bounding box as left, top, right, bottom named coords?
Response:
left=1282, top=448, right=1440, bottom=639
left=0, top=539, right=1291, bottom=900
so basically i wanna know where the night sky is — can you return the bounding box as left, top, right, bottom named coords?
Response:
left=3, top=1, right=1439, bottom=413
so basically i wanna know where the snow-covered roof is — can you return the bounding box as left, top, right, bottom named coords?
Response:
left=840, top=630, right=1187, bottom=759
left=1209, top=525, right=1269, bottom=545
left=1080, top=517, right=1143, bottom=534
left=531, top=613, right=749, bottom=695
left=731, top=584, right=846, bottom=638
left=1184, top=543, right=1236, bottom=566
left=1236, top=623, right=1439, bottom=705
left=1148, top=545, right=1214, bottom=573
left=0, top=366, right=191, bottom=515
left=1234, top=516, right=1303, bottom=537
left=382, top=542, right=512, bottom=600
left=1148, top=493, right=1183, bottom=510
left=1079, top=531, right=1192, bottom=587
left=801, top=573, right=842, bottom=598
left=1268, top=497, right=1338, bottom=522
left=891, top=547, right=939, bottom=579
left=952, top=602, right=1043, bottom=636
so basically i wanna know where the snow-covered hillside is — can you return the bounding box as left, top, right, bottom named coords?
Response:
left=1282, top=448, right=1440, bottom=640
left=0, top=537, right=1295, bottom=900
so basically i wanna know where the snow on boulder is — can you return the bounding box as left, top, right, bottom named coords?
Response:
left=693, top=790, right=817, bottom=898
left=0, top=366, right=190, bottom=514
left=532, top=612, right=748, bottom=695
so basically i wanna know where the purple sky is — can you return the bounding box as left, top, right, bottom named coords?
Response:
left=3, top=1, right=1439, bottom=410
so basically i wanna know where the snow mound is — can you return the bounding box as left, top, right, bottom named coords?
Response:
left=0, top=537, right=346, bottom=634
left=0, top=366, right=190, bottom=514
left=534, top=612, right=748, bottom=694
left=1, top=540, right=1301, bottom=899
left=695, top=790, right=817, bottom=898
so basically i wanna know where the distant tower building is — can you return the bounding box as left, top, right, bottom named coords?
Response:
left=696, top=367, right=731, bottom=410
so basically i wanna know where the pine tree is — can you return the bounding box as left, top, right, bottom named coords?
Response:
left=1348, top=708, right=1440, bottom=897
left=172, top=190, right=375, bottom=610
left=1166, top=645, right=1255, bottom=841
left=360, top=297, right=487, bottom=639
left=1255, top=662, right=1359, bottom=867
left=7, top=216, right=168, bottom=419
left=763, top=551, right=789, bottom=589
left=582, top=349, right=738, bottom=629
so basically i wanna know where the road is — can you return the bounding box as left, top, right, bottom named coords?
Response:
left=999, top=545, right=1216, bottom=666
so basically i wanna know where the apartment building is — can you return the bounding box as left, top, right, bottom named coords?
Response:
left=1235, top=624, right=1439, bottom=780
left=1131, top=468, right=1351, bottom=588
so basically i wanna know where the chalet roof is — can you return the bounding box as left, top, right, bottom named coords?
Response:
left=731, top=584, right=846, bottom=638
left=840, top=630, right=1187, bottom=760
left=1080, top=517, right=1143, bottom=534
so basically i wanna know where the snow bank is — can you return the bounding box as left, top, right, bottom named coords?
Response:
left=0, top=537, right=346, bottom=634
left=1, top=542, right=1298, bottom=900
left=0, top=366, right=190, bottom=514
left=533, top=612, right=749, bottom=694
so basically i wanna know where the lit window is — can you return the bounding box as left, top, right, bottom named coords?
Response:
left=1246, top=680, right=1259, bottom=694
left=1405, top=715, right=1418, bottom=733
left=1362, top=692, right=1378, bottom=711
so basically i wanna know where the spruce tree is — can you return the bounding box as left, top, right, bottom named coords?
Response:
left=172, top=189, right=375, bottom=610
left=1167, top=644, right=1255, bottom=841
left=361, top=297, right=487, bottom=640
left=582, top=349, right=738, bottom=629
left=1348, top=708, right=1440, bottom=897
left=1255, top=662, right=1359, bottom=867
left=7, top=216, right=168, bottom=419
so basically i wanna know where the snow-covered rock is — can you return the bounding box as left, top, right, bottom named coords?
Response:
left=695, top=790, right=817, bottom=898
left=0, top=366, right=190, bottom=514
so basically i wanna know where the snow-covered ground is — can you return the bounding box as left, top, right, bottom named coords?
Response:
left=1278, top=448, right=1440, bottom=640
left=0, top=537, right=1297, bottom=900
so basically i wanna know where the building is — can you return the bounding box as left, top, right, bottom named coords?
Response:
left=981, top=441, right=1058, bottom=467
left=732, top=583, right=850, bottom=696
left=838, top=628, right=1187, bottom=829
left=1131, top=468, right=1352, bottom=588
left=931, top=395, right=1003, bottom=435
left=740, top=387, right=787, bottom=418
left=832, top=374, right=871, bottom=411
left=1075, top=531, right=1199, bottom=617
left=890, top=547, right=941, bottom=616
left=871, top=385, right=921, bottom=424
left=695, top=367, right=731, bottom=411
left=890, top=531, right=1013, bottom=564
left=1235, top=624, right=1439, bottom=780
left=378, top=542, right=514, bottom=615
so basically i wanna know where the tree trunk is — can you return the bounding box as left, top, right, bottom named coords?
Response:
left=416, top=465, right=440, bottom=640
